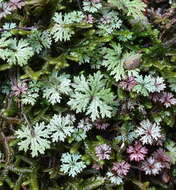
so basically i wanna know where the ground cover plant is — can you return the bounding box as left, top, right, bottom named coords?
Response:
left=0, top=0, right=176, bottom=189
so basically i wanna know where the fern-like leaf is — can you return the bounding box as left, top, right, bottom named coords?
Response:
left=60, top=152, right=86, bottom=177
left=51, top=11, right=84, bottom=42
left=47, top=114, right=75, bottom=142
left=68, top=72, right=114, bottom=121
left=16, top=122, right=50, bottom=157
left=102, top=43, right=125, bottom=81
left=42, top=73, right=71, bottom=105
left=108, top=0, right=146, bottom=20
